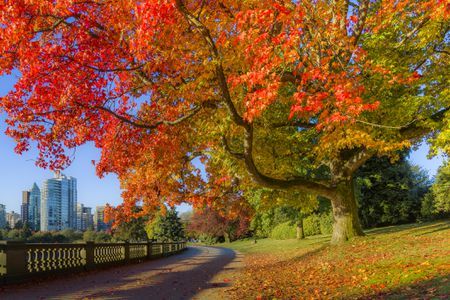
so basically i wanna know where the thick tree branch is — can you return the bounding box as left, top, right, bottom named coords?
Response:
left=176, top=1, right=337, bottom=198
left=175, top=0, right=246, bottom=128
left=342, top=149, right=373, bottom=178
left=242, top=125, right=336, bottom=198
left=221, top=136, right=245, bottom=160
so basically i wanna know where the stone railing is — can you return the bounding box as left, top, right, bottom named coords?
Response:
left=0, top=240, right=186, bottom=284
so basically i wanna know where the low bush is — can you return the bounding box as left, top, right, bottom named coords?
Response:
left=270, top=222, right=297, bottom=240
left=303, top=214, right=321, bottom=236
left=319, top=212, right=334, bottom=234
left=198, top=233, right=220, bottom=244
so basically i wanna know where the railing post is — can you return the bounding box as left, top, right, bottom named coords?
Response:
left=85, top=241, right=95, bottom=270
left=124, top=241, right=130, bottom=263
left=169, top=243, right=172, bottom=253
left=147, top=241, right=153, bottom=259
left=3, top=241, right=28, bottom=282
left=160, top=243, right=164, bottom=256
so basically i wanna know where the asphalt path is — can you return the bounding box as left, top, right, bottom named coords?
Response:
left=0, top=246, right=243, bottom=300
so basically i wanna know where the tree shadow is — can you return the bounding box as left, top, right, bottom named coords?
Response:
left=354, top=274, right=450, bottom=299
left=365, top=221, right=449, bottom=236
left=76, top=246, right=237, bottom=299
left=0, top=246, right=238, bottom=300
left=414, top=223, right=450, bottom=236
left=244, top=244, right=329, bottom=272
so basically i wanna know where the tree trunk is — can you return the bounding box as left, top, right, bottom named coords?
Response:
left=296, top=216, right=305, bottom=240
left=330, top=180, right=365, bottom=244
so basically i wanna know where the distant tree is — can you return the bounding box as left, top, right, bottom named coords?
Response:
left=247, top=189, right=319, bottom=239
left=83, top=230, right=96, bottom=242
left=422, top=161, right=450, bottom=219
left=83, top=230, right=112, bottom=243
left=14, top=220, right=23, bottom=229
left=21, top=222, right=32, bottom=239
left=355, top=154, right=431, bottom=228
left=188, top=208, right=230, bottom=243
left=7, top=229, right=26, bottom=240
left=59, top=229, right=83, bottom=242
left=27, top=232, right=53, bottom=243
left=51, top=233, right=68, bottom=243
left=94, top=232, right=112, bottom=243
left=188, top=205, right=251, bottom=243
left=249, top=193, right=332, bottom=239
left=179, top=211, right=193, bottom=226
left=113, top=216, right=147, bottom=242
left=147, top=208, right=185, bottom=242
left=432, top=161, right=450, bottom=214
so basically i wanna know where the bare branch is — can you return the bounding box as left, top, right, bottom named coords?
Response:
left=75, top=101, right=201, bottom=130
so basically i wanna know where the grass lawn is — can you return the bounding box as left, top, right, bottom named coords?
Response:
left=221, top=220, right=450, bottom=299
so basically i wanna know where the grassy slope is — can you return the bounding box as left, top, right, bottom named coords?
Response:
left=222, top=221, right=450, bottom=299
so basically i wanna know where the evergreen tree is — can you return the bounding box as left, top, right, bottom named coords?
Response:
left=147, top=208, right=185, bottom=242
left=113, top=216, right=147, bottom=242
left=432, top=161, right=450, bottom=214
left=355, top=154, right=431, bottom=228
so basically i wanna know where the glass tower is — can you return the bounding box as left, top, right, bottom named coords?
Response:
left=0, top=204, right=6, bottom=229
left=21, top=191, right=30, bottom=226
left=41, top=173, right=77, bottom=231
left=29, top=183, right=41, bottom=231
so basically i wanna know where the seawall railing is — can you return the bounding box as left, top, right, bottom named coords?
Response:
left=0, top=240, right=186, bottom=284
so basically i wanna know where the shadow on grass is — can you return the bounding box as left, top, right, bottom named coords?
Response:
left=244, top=244, right=329, bottom=272
left=414, top=223, right=450, bottom=236
left=355, top=274, right=450, bottom=300
left=365, top=220, right=450, bottom=237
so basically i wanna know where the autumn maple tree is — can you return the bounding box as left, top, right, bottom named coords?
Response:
left=0, top=1, right=448, bottom=243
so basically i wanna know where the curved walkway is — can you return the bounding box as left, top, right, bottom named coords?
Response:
left=0, top=246, right=243, bottom=300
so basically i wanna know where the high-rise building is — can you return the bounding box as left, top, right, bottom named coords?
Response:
left=40, top=172, right=77, bottom=231
left=94, top=206, right=110, bottom=231
left=21, top=183, right=41, bottom=230
left=76, top=203, right=94, bottom=231
left=29, top=183, right=41, bottom=231
left=76, top=203, right=84, bottom=231
left=0, top=204, right=6, bottom=229
left=21, top=191, right=30, bottom=226
left=6, top=211, right=21, bottom=228
left=83, top=206, right=94, bottom=231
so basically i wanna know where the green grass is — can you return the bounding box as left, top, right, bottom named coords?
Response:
left=220, top=220, right=450, bottom=299
left=220, top=234, right=330, bottom=254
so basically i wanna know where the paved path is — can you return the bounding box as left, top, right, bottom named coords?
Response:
left=0, top=246, right=243, bottom=300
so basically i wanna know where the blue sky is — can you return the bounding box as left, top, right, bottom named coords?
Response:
left=0, top=74, right=444, bottom=213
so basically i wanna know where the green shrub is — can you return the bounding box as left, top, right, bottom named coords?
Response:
left=319, top=212, right=334, bottom=234
left=270, top=222, right=296, bottom=240
left=303, top=214, right=321, bottom=236
left=198, top=233, right=219, bottom=245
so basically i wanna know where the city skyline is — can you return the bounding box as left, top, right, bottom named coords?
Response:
left=0, top=171, right=111, bottom=232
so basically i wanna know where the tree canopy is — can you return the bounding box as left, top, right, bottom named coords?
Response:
left=0, top=1, right=448, bottom=243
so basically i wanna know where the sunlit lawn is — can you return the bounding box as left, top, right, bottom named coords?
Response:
left=221, top=220, right=450, bottom=299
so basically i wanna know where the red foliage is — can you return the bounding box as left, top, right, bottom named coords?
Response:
left=0, top=1, right=447, bottom=223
